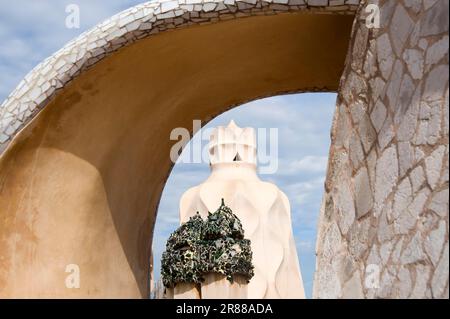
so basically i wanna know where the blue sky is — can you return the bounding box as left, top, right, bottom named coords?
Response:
left=0, top=1, right=336, bottom=298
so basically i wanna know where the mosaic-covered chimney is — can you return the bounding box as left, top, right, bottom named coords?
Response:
left=176, top=120, right=305, bottom=299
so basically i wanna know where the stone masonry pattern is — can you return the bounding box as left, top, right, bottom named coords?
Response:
left=0, top=0, right=359, bottom=154
left=314, top=0, right=449, bottom=299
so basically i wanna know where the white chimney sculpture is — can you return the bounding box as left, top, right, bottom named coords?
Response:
left=178, top=121, right=305, bottom=299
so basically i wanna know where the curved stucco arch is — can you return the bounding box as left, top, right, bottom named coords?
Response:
left=0, top=0, right=357, bottom=298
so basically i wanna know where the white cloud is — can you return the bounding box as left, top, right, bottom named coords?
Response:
left=291, top=156, right=328, bottom=172
left=278, top=155, right=328, bottom=176
left=296, top=240, right=315, bottom=253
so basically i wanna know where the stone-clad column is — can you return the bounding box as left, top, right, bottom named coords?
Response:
left=314, top=0, right=449, bottom=299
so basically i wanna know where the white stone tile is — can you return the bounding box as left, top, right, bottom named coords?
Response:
left=425, top=146, right=446, bottom=189
left=424, top=220, right=446, bottom=266
left=370, top=99, right=386, bottom=133
left=401, top=232, right=425, bottom=264
left=425, top=35, right=449, bottom=70
left=431, top=242, right=449, bottom=298
left=410, top=166, right=425, bottom=194
left=161, top=1, right=179, bottom=13
left=423, top=65, right=449, bottom=103
left=374, top=146, right=398, bottom=216
left=428, top=189, right=449, bottom=218
left=355, top=167, right=373, bottom=218
left=390, top=4, right=414, bottom=56
left=403, top=49, right=424, bottom=80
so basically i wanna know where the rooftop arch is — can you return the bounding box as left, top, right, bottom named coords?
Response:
left=0, top=0, right=358, bottom=298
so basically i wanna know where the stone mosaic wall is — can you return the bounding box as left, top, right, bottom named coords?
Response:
left=314, top=0, right=449, bottom=299
left=0, top=0, right=359, bottom=154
